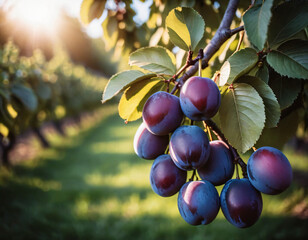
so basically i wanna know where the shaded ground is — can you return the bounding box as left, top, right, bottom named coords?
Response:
left=0, top=106, right=308, bottom=240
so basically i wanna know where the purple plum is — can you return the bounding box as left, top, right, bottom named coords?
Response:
left=150, top=154, right=187, bottom=197
left=134, top=122, right=169, bottom=159
left=142, top=91, right=183, bottom=135
left=169, top=125, right=210, bottom=171
left=198, top=140, right=234, bottom=186
left=180, top=76, right=221, bottom=121
left=247, top=146, right=292, bottom=195
left=220, top=178, right=263, bottom=228
left=178, top=180, right=220, bottom=225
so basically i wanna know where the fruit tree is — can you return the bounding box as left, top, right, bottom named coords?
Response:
left=81, top=0, right=308, bottom=228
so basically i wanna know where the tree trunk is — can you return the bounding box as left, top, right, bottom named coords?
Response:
left=53, top=120, right=66, bottom=136
left=1, top=132, right=16, bottom=167
left=33, top=127, right=50, bottom=148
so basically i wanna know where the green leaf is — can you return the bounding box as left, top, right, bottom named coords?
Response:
left=278, top=40, right=308, bottom=69
left=166, top=7, right=205, bottom=51
left=268, top=71, right=301, bottom=110
left=194, top=34, right=206, bottom=54
left=11, top=84, right=38, bottom=112
left=118, top=79, right=164, bottom=122
left=102, top=15, right=118, bottom=50
left=0, top=86, right=10, bottom=100
left=243, top=0, right=274, bottom=50
left=80, top=0, right=106, bottom=25
left=247, top=66, right=259, bottom=77
left=219, top=83, right=265, bottom=153
left=102, top=70, right=157, bottom=103
left=0, top=97, right=13, bottom=128
left=256, top=64, right=269, bottom=84
left=268, top=1, right=308, bottom=47
left=267, top=40, right=308, bottom=79
left=129, top=46, right=176, bottom=75
left=218, top=48, right=258, bottom=86
left=236, top=76, right=280, bottom=128
left=256, top=109, right=300, bottom=150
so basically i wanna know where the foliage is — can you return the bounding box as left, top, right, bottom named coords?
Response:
left=85, top=0, right=308, bottom=153
left=0, top=41, right=106, bottom=144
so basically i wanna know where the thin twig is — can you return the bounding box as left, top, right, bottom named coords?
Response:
left=230, top=25, right=244, bottom=35
left=189, top=170, right=197, bottom=181
left=170, top=0, right=243, bottom=93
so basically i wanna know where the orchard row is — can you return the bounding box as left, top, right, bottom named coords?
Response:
left=134, top=76, right=292, bottom=228
left=0, top=41, right=106, bottom=165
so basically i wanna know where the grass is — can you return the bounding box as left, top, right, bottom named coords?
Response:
left=0, top=106, right=307, bottom=240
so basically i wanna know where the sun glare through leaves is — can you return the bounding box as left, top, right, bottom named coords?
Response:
left=5, top=0, right=61, bottom=36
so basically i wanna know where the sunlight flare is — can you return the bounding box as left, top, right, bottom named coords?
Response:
left=6, top=0, right=61, bottom=35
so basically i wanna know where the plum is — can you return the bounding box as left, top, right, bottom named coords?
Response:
left=180, top=76, right=221, bottom=121
left=198, top=140, right=234, bottom=186
left=178, top=180, right=220, bottom=225
left=150, top=154, right=187, bottom=197
left=134, top=122, right=169, bottom=159
left=169, top=125, right=210, bottom=171
left=220, top=178, right=263, bottom=228
left=142, top=91, right=183, bottom=135
left=247, top=146, right=293, bottom=195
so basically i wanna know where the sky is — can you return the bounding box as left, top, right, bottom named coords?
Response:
left=0, top=0, right=152, bottom=39
left=85, top=0, right=152, bottom=38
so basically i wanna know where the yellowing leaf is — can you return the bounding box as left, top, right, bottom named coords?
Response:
left=166, top=7, right=205, bottom=51
left=102, top=70, right=156, bottom=103
left=118, top=79, right=164, bottom=122
left=80, top=0, right=106, bottom=25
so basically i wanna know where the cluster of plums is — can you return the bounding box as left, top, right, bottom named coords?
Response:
left=133, top=76, right=293, bottom=228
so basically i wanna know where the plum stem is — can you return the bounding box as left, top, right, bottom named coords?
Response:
left=198, top=58, right=202, bottom=77
left=166, top=82, right=170, bottom=93
left=235, top=162, right=240, bottom=179
left=203, top=121, right=213, bottom=141
left=170, top=0, right=243, bottom=94
left=170, top=50, right=203, bottom=94
left=164, top=145, right=169, bottom=155
left=207, top=126, right=213, bottom=142
left=189, top=170, right=197, bottom=181
left=204, top=119, right=248, bottom=178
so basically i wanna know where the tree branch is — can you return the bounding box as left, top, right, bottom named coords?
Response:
left=230, top=25, right=244, bottom=35
left=173, top=0, right=242, bottom=89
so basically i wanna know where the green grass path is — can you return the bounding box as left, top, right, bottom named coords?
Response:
left=0, top=108, right=308, bottom=240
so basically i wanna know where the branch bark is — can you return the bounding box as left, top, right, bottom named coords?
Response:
left=174, top=0, right=242, bottom=89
